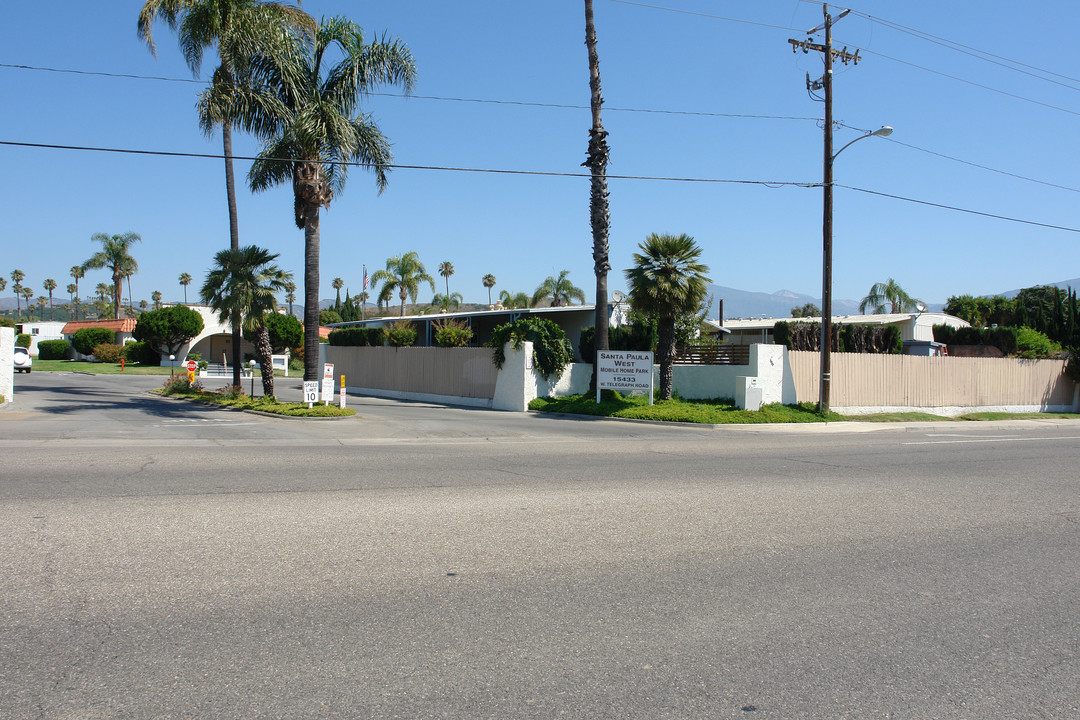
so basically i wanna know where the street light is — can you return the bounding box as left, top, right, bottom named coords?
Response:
left=249, top=359, right=257, bottom=397
left=819, top=125, right=893, bottom=415
left=169, top=354, right=175, bottom=377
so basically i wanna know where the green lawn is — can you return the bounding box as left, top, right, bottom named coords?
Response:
left=529, top=393, right=1079, bottom=424
left=157, top=378, right=355, bottom=417
left=30, top=359, right=174, bottom=375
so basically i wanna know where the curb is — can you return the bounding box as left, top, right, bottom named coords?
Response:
left=150, top=392, right=358, bottom=421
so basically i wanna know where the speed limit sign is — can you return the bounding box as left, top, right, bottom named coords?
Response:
left=303, top=381, right=319, bottom=406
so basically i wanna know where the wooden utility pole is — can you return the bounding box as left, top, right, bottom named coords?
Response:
left=789, top=4, right=859, bottom=414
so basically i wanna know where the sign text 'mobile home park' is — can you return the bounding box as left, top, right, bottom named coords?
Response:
left=596, top=350, right=654, bottom=404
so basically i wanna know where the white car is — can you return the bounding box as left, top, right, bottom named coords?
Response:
left=13, top=346, right=32, bottom=373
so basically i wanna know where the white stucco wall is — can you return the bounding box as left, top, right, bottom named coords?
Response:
left=1, top=327, right=14, bottom=402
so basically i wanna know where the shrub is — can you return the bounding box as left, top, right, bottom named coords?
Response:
left=319, top=309, right=343, bottom=325
left=244, top=313, right=302, bottom=353
left=1014, top=327, right=1061, bottom=359
left=121, top=340, right=160, bottom=365
left=775, top=321, right=900, bottom=353
left=433, top=318, right=473, bottom=347
left=933, top=325, right=1019, bottom=355
left=386, top=320, right=417, bottom=347
left=37, top=339, right=71, bottom=360
left=161, top=373, right=204, bottom=394
left=91, top=343, right=123, bottom=363
left=1066, top=351, right=1080, bottom=383
left=0, top=317, right=15, bottom=328
left=328, top=327, right=370, bottom=346
left=133, top=306, right=204, bottom=357
left=487, top=317, right=573, bottom=380
left=579, top=321, right=658, bottom=361
left=216, top=384, right=245, bottom=400
left=72, top=327, right=116, bottom=355
left=17, top=333, right=32, bottom=348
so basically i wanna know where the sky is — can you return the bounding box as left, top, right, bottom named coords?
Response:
left=2, top=0, right=1078, bottom=313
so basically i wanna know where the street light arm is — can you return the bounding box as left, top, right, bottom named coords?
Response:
left=832, top=126, right=893, bottom=161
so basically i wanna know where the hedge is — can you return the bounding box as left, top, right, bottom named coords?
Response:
left=121, top=340, right=160, bottom=365
left=72, top=327, right=116, bottom=355
left=774, top=321, right=901, bottom=354
left=37, top=339, right=71, bottom=360
left=16, top=333, right=31, bottom=348
left=932, top=325, right=1019, bottom=355
left=327, top=327, right=386, bottom=346
left=91, top=343, right=123, bottom=363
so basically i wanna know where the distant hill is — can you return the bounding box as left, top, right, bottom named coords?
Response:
left=996, top=278, right=1080, bottom=299
left=707, top=285, right=863, bottom=321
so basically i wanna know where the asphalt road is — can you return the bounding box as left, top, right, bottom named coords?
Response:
left=2, top=372, right=1079, bottom=719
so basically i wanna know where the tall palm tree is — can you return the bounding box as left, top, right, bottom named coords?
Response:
left=242, top=16, right=416, bottom=380
left=43, top=279, right=57, bottom=320
left=332, top=276, right=344, bottom=311
left=200, top=245, right=292, bottom=397
left=372, top=252, right=435, bottom=317
left=284, top=280, right=296, bottom=316
left=140, top=0, right=312, bottom=387
left=82, top=232, right=141, bottom=320
left=179, top=272, right=193, bottom=303
left=36, top=296, right=48, bottom=321
left=70, top=265, right=84, bottom=320
left=11, top=270, right=24, bottom=318
left=438, top=261, right=454, bottom=299
left=532, top=270, right=585, bottom=308
left=482, top=274, right=497, bottom=306
left=584, top=0, right=612, bottom=367
left=625, top=233, right=711, bottom=401
left=859, top=278, right=922, bottom=315
left=22, top=289, right=35, bottom=320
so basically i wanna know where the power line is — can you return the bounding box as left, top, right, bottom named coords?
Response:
left=608, top=0, right=800, bottom=32
left=0, top=139, right=814, bottom=187
left=0, top=62, right=818, bottom=122
left=3, top=138, right=1075, bottom=233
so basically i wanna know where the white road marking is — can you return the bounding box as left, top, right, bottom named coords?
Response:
left=904, top=436, right=1080, bottom=446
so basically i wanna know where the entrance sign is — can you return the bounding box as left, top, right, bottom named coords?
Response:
left=596, top=350, right=654, bottom=404
left=303, top=381, right=319, bottom=407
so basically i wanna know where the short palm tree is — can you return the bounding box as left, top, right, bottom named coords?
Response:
left=139, top=299, right=149, bottom=311
left=432, top=291, right=463, bottom=313
left=332, top=277, right=344, bottom=310
left=532, top=270, right=585, bottom=308
left=179, top=272, right=192, bottom=303
left=237, top=16, right=415, bottom=380
left=83, top=232, right=141, bottom=320
left=36, top=296, right=48, bottom=321
left=43, top=279, right=57, bottom=320
left=20, top=288, right=33, bottom=319
left=372, top=252, right=435, bottom=317
left=438, top=261, right=454, bottom=298
left=284, top=280, right=296, bottom=316
left=498, top=290, right=531, bottom=309
left=200, top=245, right=292, bottom=397
left=355, top=291, right=368, bottom=321
left=625, top=233, right=711, bottom=401
left=152, top=290, right=163, bottom=309
left=482, top=274, right=497, bottom=306
left=70, top=266, right=84, bottom=319
left=859, top=278, right=923, bottom=314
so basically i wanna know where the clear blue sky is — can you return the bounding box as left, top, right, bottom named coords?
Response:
left=2, top=1, right=1078, bottom=310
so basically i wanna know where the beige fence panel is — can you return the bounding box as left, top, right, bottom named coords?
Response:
left=326, top=346, right=499, bottom=400
left=788, top=350, right=1074, bottom=411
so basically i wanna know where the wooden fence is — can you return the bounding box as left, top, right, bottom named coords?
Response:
left=674, top=344, right=750, bottom=366
left=788, top=351, right=1076, bottom=411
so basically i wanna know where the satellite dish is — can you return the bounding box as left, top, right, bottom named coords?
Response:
left=915, top=302, right=927, bottom=313
left=612, top=290, right=626, bottom=303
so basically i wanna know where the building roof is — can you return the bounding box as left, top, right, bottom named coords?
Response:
left=61, top=318, right=138, bottom=334
left=329, top=304, right=607, bottom=328
left=711, top=312, right=968, bottom=332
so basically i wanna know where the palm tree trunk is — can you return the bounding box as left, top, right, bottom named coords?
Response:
left=256, top=325, right=275, bottom=398
left=303, top=203, right=321, bottom=382
left=657, top=317, right=675, bottom=401
left=113, top=275, right=123, bottom=320
left=585, top=0, right=611, bottom=381
left=223, top=123, right=243, bottom=387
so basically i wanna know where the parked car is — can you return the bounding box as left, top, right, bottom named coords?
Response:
left=13, top=346, right=32, bottom=373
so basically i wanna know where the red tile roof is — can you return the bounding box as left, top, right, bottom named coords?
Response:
left=61, top=319, right=138, bottom=335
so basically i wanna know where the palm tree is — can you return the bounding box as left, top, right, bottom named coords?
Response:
left=482, top=274, right=497, bottom=306
left=499, top=290, right=531, bottom=309
left=83, top=232, right=140, bottom=320
left=532, top=270, right=585, bottom=308
left=0, top=278, right=5, bottom=296
left=140, top=0, right=312, bottom=388
left=139, top=299, right=149, bottom=311
left=859, top=278, right=922, bottom=315
left=67, top=282, right=78, bottom=308
left=152, top=290, right=163, bottom=310
left=332, top=277, right=344, bottom=311
left=432, top=291, right=463, bottom=313
left=11, top=269, right=24, bottom=318
left=284, top=280, right=296, bottom=316
left=200, top=245, right=292, bottom=397
left=438, top=261, right=455, bottom=299
left=36, top=296, right=48, bottom=321
left=21, top=288, right=35, bottom=319
left=625, top=233, right=711, bottom=401
left=584, top=0, right=612, bottom=368
left=70, top=265, right=84, bottom=320
left=179, top=272, right=192, bottom=303
left=355, top=291, right=368, bottom=321
left=43, top=279, right=57, bottom=320
left=242, top=16, right=416, bottom=380
left=372, top=252, right=435, bottom=317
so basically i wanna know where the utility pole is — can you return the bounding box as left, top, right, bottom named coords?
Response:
left=789, top=4, right=859, bottom=415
